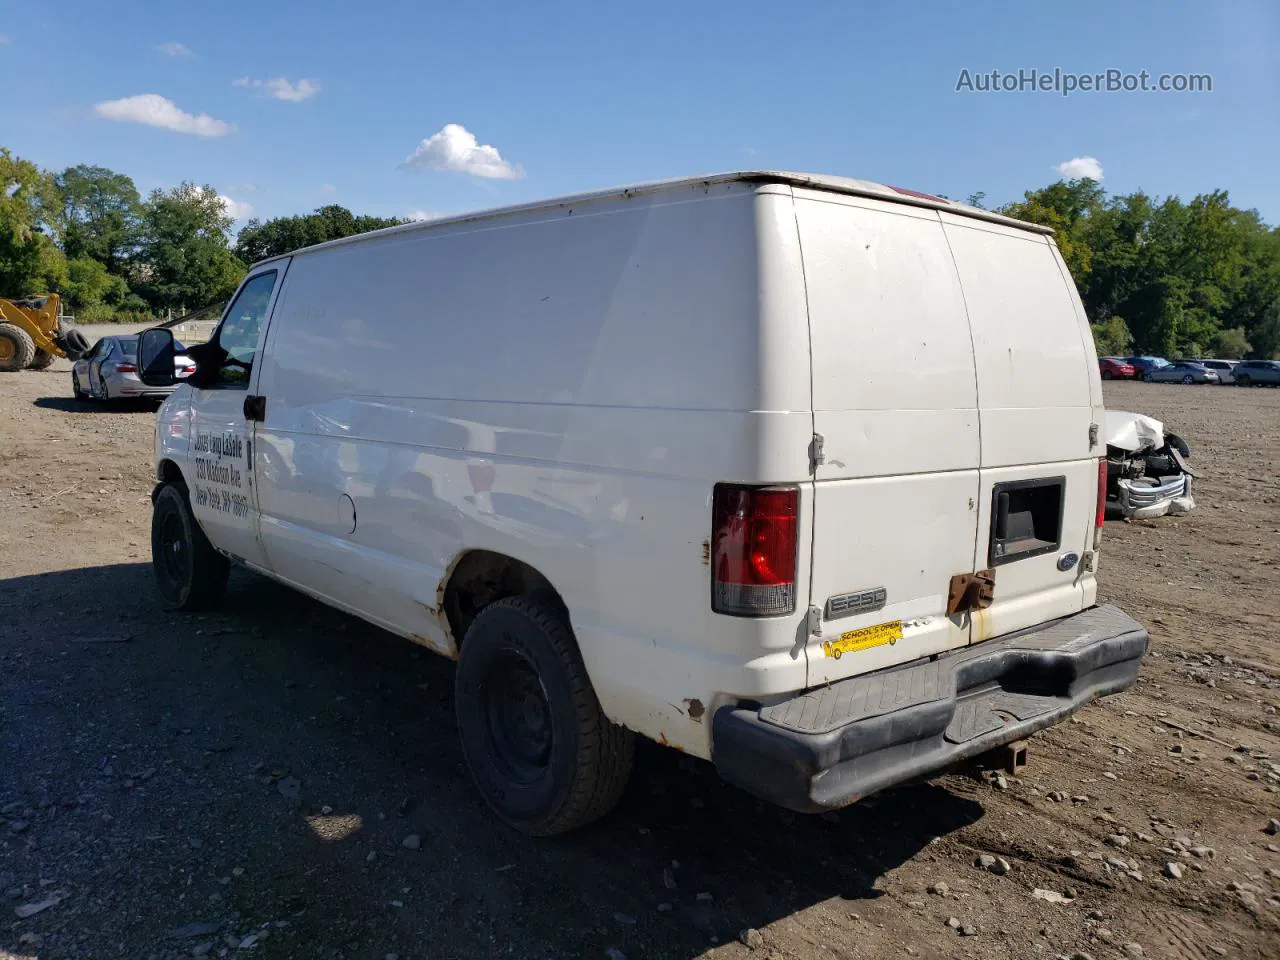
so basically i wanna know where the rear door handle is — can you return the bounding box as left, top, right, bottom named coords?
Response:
left=243, top=394, right=267, bottom=422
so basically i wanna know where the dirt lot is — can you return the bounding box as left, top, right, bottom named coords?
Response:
left=2, top=370, right=1278, bottom=960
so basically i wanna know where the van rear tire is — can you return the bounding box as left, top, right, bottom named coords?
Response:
left=455, top=595, right=634, bottom=835
left=151, top=483, right=230, bottom=610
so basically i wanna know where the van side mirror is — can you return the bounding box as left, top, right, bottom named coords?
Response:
left=138, top=328, right=176, bottom=386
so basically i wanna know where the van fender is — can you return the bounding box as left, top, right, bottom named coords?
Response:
left=434, top=548, right=646, bottom=732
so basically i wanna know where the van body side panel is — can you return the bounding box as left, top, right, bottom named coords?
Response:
left=1049, top=239, right=1103, bottom=610
left=940, top=217, right=1098, bottom=469
left=791, top=190, right=980, bottom=685
left=252, top=185, right=813, bottom=758
left=938, top=214, right=1098, bottom=640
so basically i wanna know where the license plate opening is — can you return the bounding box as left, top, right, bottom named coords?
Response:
left=988, top=477, right=1065, bottom=566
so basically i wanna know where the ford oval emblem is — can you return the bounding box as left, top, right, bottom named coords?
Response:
left=1057, top=552, right=1080, bottom=572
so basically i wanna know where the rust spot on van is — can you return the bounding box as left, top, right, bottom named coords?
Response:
left=973, top=607, right=991, bottom=645
left=701, top=540, right=711, bottom=567
left=405, top=629, right=458, bottom=660
left=658, top=733, right=688, bottom=754
left=946, top=569, right=995, bottom=616
left=684, top=698, right=705, bottom=721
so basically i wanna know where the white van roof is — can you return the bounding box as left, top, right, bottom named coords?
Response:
left=276, top=170, right=1052, bottom=266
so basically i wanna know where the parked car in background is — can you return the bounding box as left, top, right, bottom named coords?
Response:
left=72, top=335, right=195, bottom=402
left=1186, top=359, right=1237, bottom=384
left=1233, top=359, right=1280, bottom=386
left=1099, top=357, right=1136, bottom=380
left=1124, top=356, right=1171, bottom=378
left=1142, top=360, right=1218, bottom=384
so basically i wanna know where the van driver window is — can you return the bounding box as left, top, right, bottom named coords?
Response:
left=213, top=271, right=278, bottom=386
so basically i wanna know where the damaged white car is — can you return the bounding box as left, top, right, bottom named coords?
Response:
left=1104, top=411, right=1197, bottom=519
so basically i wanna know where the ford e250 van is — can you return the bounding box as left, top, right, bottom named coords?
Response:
left=137, top=171, right=1148, bottom=835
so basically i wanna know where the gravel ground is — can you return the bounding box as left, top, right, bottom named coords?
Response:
left=1, top=372, right=1278, bottom=960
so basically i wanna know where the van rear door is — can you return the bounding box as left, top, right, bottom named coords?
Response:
left=792, top=190, right=981, bottom=686
left=939, top=213, right=1102, bottom=644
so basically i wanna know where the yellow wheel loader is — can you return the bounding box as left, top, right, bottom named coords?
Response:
left=0, top=294, right=91, bottom=372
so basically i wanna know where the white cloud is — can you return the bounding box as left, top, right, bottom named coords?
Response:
left=233, top=77, right=321, bottom=102
left=320, top=183, right=337, bottom=194
left=93, top=94, right=234, bottom=137
left=1055, top=156, right=1104, bottom=181
left=0, top=34, right=10, bottom=46
left=403, top=124, right=523, bottom=180
left=156, top=41, right=192, bottom=57
left=266, top=78, right=320, bottom=101
left=406, top=210, right=443, bottom=222
left=217, top=195, right=254, bottom=220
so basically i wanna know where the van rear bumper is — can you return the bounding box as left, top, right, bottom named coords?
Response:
left=712, top=604, right=1147, bottom=813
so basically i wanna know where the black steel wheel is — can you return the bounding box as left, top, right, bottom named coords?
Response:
left=484, top=649, right=554, bottom=784
left=151, top=483, right=229, bottom=610
left=455, top=595, right=634, bottom=835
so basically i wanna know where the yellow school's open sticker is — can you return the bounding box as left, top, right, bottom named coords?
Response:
left=822, top=620, right=903, bottom=659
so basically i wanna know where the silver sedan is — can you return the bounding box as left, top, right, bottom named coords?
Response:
left=72, top=335, right=196, bottom=402
left=1141, top=361, right=1219, bottom=384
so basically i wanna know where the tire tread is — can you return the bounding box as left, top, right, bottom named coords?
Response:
left=459, top=595, right=634, bottom=835
left=152, top=483, right=230, bottom=610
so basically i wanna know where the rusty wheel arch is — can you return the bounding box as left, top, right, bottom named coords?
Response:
left=438, top=549, right=567, bottom=650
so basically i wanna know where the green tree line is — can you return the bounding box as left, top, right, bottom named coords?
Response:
left=3, top=145, right=1278, bottom=357
left=1, top=147, right=402, bottom=322
left=980, top=179, right=1280, bottom=359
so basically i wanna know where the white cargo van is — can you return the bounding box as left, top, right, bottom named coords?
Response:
left=137, top=171, right=1147, bottom=834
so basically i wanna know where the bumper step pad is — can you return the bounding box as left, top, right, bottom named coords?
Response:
left=713, top=605, right=1148, bottom=812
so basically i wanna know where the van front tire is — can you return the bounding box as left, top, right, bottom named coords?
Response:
left=151, top=484, right=230, bottom=610
left=455, top=595, right=634, bottom=835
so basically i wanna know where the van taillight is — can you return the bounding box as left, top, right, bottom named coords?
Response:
left=1096, top=459, right=1108, bottom=529
left=711, top=484, right=798, bottom=616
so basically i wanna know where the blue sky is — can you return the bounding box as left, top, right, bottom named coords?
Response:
left=2, top=0, right=1277, bottom=227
